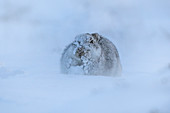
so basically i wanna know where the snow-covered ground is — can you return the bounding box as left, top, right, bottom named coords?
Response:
left=0, top=0, right=170, bottom=113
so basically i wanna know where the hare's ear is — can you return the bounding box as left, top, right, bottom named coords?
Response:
left=91, top=33, right=100, bottom=42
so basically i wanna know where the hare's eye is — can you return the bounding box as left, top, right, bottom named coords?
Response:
left=89, top=37, right=94, bottom=44
left=90, top=40, right=94, bottom=44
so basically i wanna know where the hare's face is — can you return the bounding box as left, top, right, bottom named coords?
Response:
left=72, top=33, right=101, bottom=60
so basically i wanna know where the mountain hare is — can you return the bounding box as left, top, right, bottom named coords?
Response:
left=60, top=33, right=122, bottom=76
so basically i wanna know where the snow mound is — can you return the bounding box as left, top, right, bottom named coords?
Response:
left=0, top=66, right=24, bottom=79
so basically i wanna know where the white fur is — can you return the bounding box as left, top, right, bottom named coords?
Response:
left=60, top=33, right=122, bottom=76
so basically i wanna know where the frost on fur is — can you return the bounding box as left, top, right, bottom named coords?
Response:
left=60, top=33, right=122, bottom=76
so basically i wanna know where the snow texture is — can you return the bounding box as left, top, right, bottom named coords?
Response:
left=61, top=33, right=122, bottom=76
left=0, top=0, right=170, bottom=113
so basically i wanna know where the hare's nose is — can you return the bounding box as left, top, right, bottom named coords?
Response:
left=77, top=47, right=81, bottom=51
left=76, top=47, right=85, bottom=58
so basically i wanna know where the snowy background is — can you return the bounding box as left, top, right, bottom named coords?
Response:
left=0, top=0, right=170, bottom=113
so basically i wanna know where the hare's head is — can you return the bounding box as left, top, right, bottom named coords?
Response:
left=72, top=33, right=102, bottom=60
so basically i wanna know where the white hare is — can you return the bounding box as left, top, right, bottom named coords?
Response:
left=60, top=33, right=122, bottom=76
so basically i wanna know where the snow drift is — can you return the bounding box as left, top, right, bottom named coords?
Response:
left=0, top=0, right=170, bottom=113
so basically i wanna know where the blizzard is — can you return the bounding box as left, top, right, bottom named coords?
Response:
left=0, top=0, right=170, bottom=113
